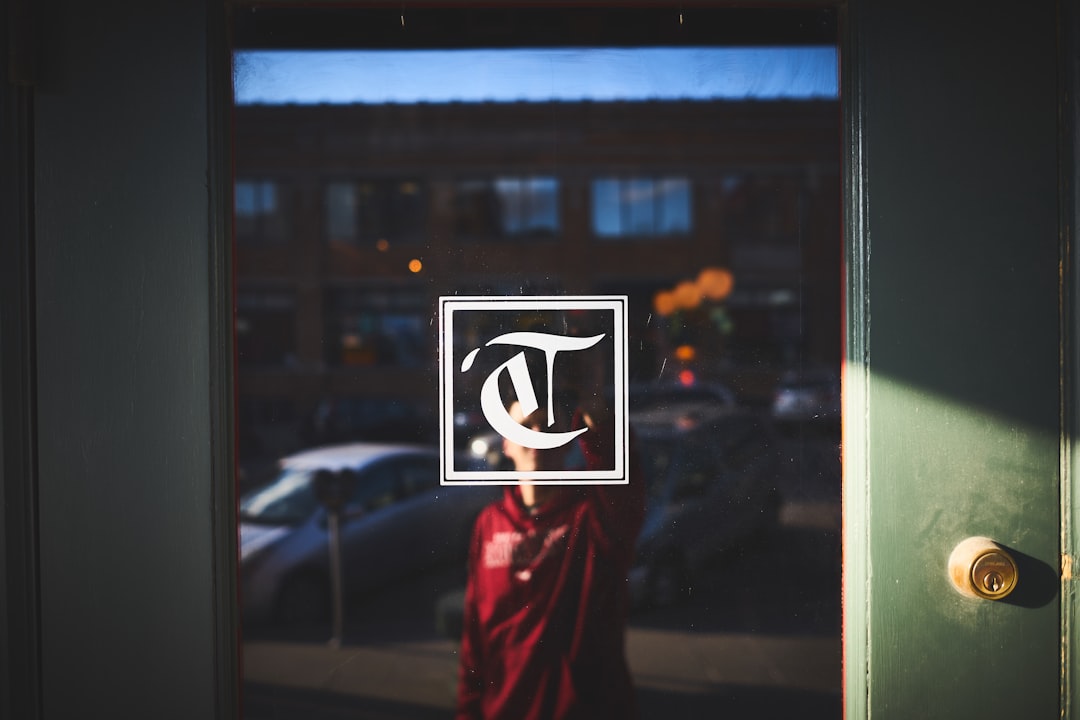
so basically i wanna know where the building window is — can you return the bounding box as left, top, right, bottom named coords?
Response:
left=236, top=289, right=297, bottom=367
left=454, top=176, right=560, bottom=241
left=324, top=287, right=428, bottom=368
left=495, top=177, right=560, bottom=237
left=591, top=177, right=692, bottom=238
left=324, top=179, right=426, bottom=247
left=235, top=179, right=290, bottom=245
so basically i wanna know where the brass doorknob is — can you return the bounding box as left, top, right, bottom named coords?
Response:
left=948, top=536, right=1018, bottom=600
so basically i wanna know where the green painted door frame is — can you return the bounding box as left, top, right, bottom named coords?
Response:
left=1, top=1, right=1075, bottom=718
left=843, top=0, right=1073, bottom=717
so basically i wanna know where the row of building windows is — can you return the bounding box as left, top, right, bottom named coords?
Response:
left=235, top=175, right=693, bottom=245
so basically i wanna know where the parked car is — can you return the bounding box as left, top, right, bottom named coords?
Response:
left=771, top=370, right=840, bottom=424
left=629, top=406, right=783, bottom=608
left=240, top=442, right=497, bottom=625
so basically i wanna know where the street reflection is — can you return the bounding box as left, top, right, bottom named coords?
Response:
left=241, top=432, right=839, bottom=718
left=235, top=7, right=840, bottom=718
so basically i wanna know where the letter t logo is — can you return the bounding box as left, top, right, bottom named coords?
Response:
left=439, top=296, right=628, bottom=485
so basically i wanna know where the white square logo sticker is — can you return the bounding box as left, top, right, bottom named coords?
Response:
left=439, top=296, right=628, bottom=485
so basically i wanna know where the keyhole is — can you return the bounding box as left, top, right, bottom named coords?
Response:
left=982, top=571, right=1004, bottom=593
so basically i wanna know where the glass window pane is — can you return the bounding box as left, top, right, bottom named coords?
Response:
left=236, top=179, right=289, bottom=245
left=591, top=179, right=621, bottom=237
left=233, top=7, right=840, bottom=719
left=495, top=176, right=560, bottom=237
left=657, top=177, right=691, bottom=234
left=325, top=182, right=357, bottom=244
left=258, top=181, right=277, bottom=213
left=235, top=180, right=257, bottom=216
left=592, top=177, right=691, bottom=239
left=493, top=178, right=524, bottom=234
left=527, top=177, right=559, bottom=234
left=626, top=178, right=656, bottom=234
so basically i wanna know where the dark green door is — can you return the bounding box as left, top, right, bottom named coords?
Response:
left=844, top=1, right=1067, bottom=717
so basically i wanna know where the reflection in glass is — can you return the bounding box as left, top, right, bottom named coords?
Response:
left=240, top=468, right=320, bottom=526
left=494, top=177, right=560, bottom=237
left=323, top=287, right=427, bottom=369
left=235, top=47, right=838, bottom=105
left=454, top=177, right=561, bottom=241
left=235, top=8, right=840, bottom=719
left=235, top=179, right=289, bottom=245
left=592, top=177, right=692, bottom=238
left=325, top=179, right=427, bottom=247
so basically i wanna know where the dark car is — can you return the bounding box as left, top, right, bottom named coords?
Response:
left=240, top=442, right=497, bottom=625
left=629, top=406, right=783, bottom=608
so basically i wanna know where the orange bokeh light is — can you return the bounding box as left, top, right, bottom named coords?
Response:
left=674, top=280, right=703, bottom=310
left=697, top=267, right=734, bottom=300
left=653, top=290, right=677, bottom=316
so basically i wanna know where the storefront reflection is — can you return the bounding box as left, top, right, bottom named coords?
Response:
left=235, top=7, right=840, bottom=718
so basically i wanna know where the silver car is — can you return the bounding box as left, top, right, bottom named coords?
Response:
left=240, top=443, right=496, bottom=624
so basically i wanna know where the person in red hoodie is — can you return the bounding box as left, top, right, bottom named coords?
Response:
left=455, top=393, right=645, bottom=720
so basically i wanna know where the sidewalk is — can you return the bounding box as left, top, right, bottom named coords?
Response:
left=243, top=628, right=840, bottom=719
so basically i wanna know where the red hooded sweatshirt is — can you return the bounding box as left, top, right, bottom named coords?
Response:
left=456, top=420, right=645, bottom=720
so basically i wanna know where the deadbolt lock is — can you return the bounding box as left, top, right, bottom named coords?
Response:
left=948, top=536, right=1018, bottom=601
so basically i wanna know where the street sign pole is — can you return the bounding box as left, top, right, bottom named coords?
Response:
left=327, top=509, right=344, bottom=649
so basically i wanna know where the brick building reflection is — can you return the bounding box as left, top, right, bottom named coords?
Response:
left=234, top=99, right=840, bottom=474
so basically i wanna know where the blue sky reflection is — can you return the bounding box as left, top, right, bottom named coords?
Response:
left=234, top=47, right=838, bottom=105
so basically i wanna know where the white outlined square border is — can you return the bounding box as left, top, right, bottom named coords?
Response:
left=439, top=296, right=628, bottom=485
